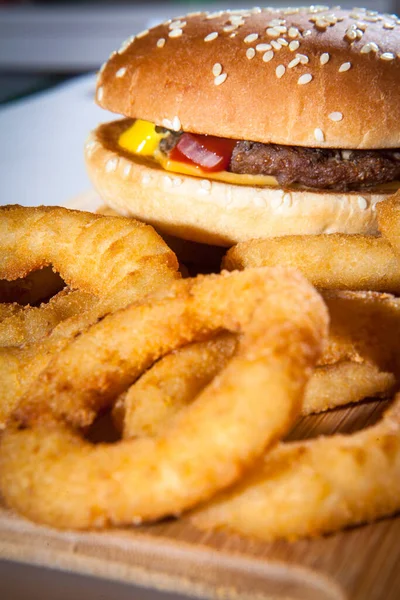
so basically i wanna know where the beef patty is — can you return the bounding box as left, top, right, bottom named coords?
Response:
left=159, top=132, right=400, bottom=191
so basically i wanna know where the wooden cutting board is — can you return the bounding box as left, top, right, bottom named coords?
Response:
left=1, top=194, right=399, bottom=599
left=1, top=401, right=399, bottom=600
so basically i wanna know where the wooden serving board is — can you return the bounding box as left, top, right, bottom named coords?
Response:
left=1, top=194, right=399, bottom=599
left=1, top=400, right=399, bottom=600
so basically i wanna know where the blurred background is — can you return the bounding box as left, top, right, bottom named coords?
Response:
left=1, top=0, right=399, bottom=103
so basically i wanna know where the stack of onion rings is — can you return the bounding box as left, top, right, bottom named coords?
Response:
left=0, top=268, right=327, bottom=529
left=0, top=205, right=180, bottom=427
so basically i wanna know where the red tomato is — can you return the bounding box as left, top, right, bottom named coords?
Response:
left=170, top=133, right=236, bottom=172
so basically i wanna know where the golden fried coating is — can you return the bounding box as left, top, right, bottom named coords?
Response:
left=115, top=339, right=395, bottom=442
left=192, top=395, right=400, bottom=540
left=0, top=268, right=327, bottom=529
left=0, top=205, right=180, bottom=427
left=223, top=234, right=400, bottom=294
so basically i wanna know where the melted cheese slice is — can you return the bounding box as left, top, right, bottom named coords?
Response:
left=118, top=120, right=400, bottom=192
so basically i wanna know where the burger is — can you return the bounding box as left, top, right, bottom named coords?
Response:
left=85, top=6, right=400, bottom=247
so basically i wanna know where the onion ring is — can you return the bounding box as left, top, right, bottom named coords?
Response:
left=321, top=290, right=400, bottom=374
left=222, top=234, right=400, bottom=293
left=0, top=288, right=94, bottom=347
left=0, top=205, right=180, bottom=427
left=191, top=394, right=400, bottom=540
left=114, top=341, right=395, bottom=442
left=0, top=268, right=327, bottom=529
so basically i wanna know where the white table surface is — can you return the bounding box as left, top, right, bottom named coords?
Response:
left=0, top=74, right=115, bottom=208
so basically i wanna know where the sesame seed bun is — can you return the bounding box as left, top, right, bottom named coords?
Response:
left=85, top=121, right=388, bottom=246
left=96, top=7, right=400, bottom=149
left=87, top=6, right=400, bottom=246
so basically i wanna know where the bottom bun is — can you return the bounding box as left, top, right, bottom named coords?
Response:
left=85, top=125, right=391, bottom=247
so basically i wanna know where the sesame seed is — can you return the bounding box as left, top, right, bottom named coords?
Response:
left=275, top=25, right=287, bottom=34
left=341, top=150, right=351, bottom=160
left=206, top=10, right=224, bottom=20
left=383, top=22, right=395, bottom=29
left=356, top=29, right=364, bottom=39
left=212, top=62, right=222, bottom=76
left=320, top=52, right=330, bottom=65
left=297, top=53, right=309, bottom=65
left=357, top=196, right=368, bottom=210
left=136, top=29, right=149, bottom=39
left=162, top=118, right=173, bottom=129
left=97, top=86, right=104, bottom=102
left=123, top=163, right=132, bottom=178
left=266, top=27, right=280, bottom=38
left=169, top=20, right=186, bottom=29
left=288, top=57, right=301, bottom=68
left=246, top=48, right=256, bottom=59
left=303, top=29, right=312, bottom=37
left=289, top=40, right=300, bottom=51
left=223, top=25, right=237, bottom=33
left=278, top=38, right=288, bottom=46
left=172, top=116, right=181, bottom=131
left=262, top=50, right=274, bottom=63
left=256, top=43, right=272, bottom=52
left=380, top=52, right=395, bottom=61
left=169, top=28, right=183, bottom=38
left=157, top=38, right=166, bottom=48
left=345, top=28, right=357, bottom=41
left=360, top=43, right=372, bottom=53
left=201, top=179, right=212, bottom=190
left=298, top=73, right=313, bottom=85
left=271, top=40, right=282, bottom=51
left=329, top=112, right=343, bottom=122
left=116, top=67, right=126, bottom=78
left=288, top=26, right=299, bottom=38
left=314, top=128, right=325, bottom=142
left=214, top=73, right=227, bottom=86
left=268, top=18, right=286, bottom=27
left=105, top=158, right=118, bottom=173
left=369, top=42, right=379, bottom=52
left=339, top=62, right=351, bottom=72
left=118, top=35, right=135, bottom=53
left=244, top=33, right=259, bottom=43
left=276, top=64, right=286, bottom=78
left=204, top=32, right=218, bottom=42
left=356, top=21, right=367, bottom=30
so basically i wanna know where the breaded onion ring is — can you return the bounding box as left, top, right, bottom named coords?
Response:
left=191, top=394, right=400, bottom=540
left=0, top=205, right=180, bottom=426
left=0, top=289, right=94, bottom=347
left=222, top=234, right=400, bottom=294
left=0, top=268, right=327, bottom=529
left=114, top=339, right=394, bottom=441
left=321, top=290, right=400, bottom=375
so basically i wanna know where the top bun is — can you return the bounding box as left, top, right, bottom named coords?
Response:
left=96, top=6, right=400, bottom=149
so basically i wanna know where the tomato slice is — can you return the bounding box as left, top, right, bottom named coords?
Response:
left=169, top=133, right=236, bottom=172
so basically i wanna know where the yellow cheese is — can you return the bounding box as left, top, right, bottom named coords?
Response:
left=118, top=121, right=400, bottom=192
left=156, top=155, right=279, bottom=187
left=119, top=120, right=165, bottom=156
